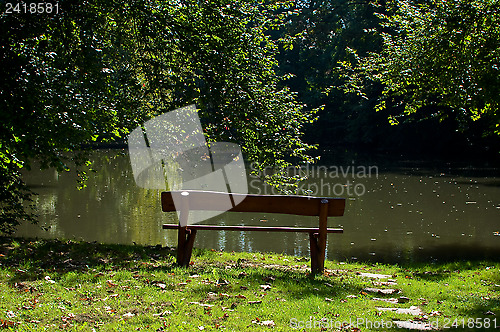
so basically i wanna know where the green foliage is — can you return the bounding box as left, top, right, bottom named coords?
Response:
left=0, top=0, right=316, bottom=233
left=0, top=154, right=37, bottom=235
left=341, top=0, right=500, bottom=136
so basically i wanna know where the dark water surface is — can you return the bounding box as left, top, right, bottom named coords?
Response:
left=17, top=149, right=500, bottom=263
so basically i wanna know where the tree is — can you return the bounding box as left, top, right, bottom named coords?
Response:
left=340, top=0, right=500, bottom=140
left=0, top=0, right=316, bottom=233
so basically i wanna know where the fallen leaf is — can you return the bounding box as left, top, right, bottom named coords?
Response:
left=104, top=306, right=115, bottom=313
left=261, top=320, right=275, bottom=326
left=252, top=319, right=275, bottom=326
left=106, top=280, right=117, bottom=287
left=44, top=276, right=55, bottom=284
left=189, top=302, right=214, bottom=308
left=152, top=310, right=172, bottom=317
left=216, top=279, right=229, bottom=286
left=0, top=319, right=15, bottom=328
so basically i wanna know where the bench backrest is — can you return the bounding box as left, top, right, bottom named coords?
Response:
left=161, top=190, right=345, bottom=217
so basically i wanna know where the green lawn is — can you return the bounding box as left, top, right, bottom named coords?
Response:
left=0, top=237, right=499, bottom=331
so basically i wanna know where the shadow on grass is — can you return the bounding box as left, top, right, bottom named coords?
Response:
left=1, top=237, right=365, bottom=303
left=0, top=236, right=177, bottom=282
left=186, top=249, right=366, bottom=301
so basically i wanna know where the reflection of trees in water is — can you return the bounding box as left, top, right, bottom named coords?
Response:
left=21, top=150, right=177, bottom=246
left=19, top=150, right=500, bottom=262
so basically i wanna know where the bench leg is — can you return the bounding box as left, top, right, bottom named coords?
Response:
left=309, top=232, right=322, bottom=275
left=177, top=227, right=197, bottom=267
left=315, top=200, right=329, bottom=275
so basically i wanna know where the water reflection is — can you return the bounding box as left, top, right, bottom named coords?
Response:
left=17, top=150, right=500, bottom=263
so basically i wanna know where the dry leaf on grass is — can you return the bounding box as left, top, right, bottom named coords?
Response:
left=252, top=320, right=275, bottom=326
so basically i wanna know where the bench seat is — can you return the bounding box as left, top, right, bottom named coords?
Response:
left=163, top=224, right=343, bottom=233
left=161, top=190, right=345, bottom=275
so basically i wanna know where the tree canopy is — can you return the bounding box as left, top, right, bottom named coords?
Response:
left=0, top=0, right=316, bottom=233
left=339, top=0, right=500, bottom=137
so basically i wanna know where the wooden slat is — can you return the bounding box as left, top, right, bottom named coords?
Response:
left=161, top=190, right=345, bottom=217
left=162, top=224, right=344, bottom=233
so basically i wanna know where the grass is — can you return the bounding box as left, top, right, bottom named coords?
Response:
left=0, top=237, right=499, bottom=331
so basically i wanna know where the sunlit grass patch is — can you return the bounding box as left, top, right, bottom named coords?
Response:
left=0, top=237, right=499, bottom=331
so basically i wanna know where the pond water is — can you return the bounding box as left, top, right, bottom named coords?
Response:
left=17, top=149, right=500, bottom=263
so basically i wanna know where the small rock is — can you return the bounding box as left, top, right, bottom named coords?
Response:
left=373, top=297, right=399, bottom=304
left=377, top=306, right=423, bottom=315
left=357, top=272, right=392, bottom=279
left=364, top=287, right=400, bottom=295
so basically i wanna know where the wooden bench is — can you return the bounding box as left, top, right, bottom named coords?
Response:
left=161, top=190, right=345, bottom=274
